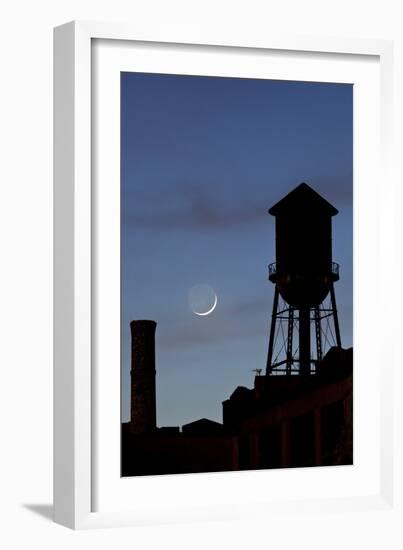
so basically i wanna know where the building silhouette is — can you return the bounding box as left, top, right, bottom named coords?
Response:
left=121, top=183, right=353, bottom=476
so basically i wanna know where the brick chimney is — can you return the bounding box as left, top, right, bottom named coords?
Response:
left=130, top=320, right=157, bottom=434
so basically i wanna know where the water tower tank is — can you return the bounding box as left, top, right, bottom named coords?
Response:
left=268, top=183, right=339, bottom=308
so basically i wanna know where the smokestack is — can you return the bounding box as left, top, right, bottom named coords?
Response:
left=130, top=320, right=157, bottom=434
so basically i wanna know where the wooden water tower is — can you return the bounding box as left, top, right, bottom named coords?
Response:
left=266, top=183, right=341, bottom=375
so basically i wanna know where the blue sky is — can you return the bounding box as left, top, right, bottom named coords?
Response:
left=121, top=72, right=353, bottom=426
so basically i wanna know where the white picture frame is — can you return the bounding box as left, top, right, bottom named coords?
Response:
left=54, top=20, right=399, bottom=531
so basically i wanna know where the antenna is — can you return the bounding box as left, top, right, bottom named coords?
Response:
left=251, top=368, right=263, bottom=376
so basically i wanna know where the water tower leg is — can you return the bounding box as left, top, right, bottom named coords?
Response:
left=286, top=307, right=294, bottom=375
left=266, top=287, right=279, bottom=374
left=314, top=306, right=322, bottom=365
left=330, top=283, right=342, bottom=347
left=299, top=307, right=311, bottom=375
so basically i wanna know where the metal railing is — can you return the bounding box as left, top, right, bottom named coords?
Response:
left=331, top=262, right=340, bottom=277
left=268, top=262, right=277, bottom=277
left=268, top=261, right=340, bottom=277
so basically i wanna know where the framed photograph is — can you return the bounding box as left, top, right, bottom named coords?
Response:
left=54, top=21, right=398, bottom=530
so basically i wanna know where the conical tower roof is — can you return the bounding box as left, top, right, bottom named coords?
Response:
left=268, top=182, right=338, bottom=217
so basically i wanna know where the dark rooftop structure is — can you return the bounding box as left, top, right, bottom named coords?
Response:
left=266, top=182, right=342, bottom=376
left=182, top=418, right=224, bottom=435
left=122, top=327, right=352, bottom=476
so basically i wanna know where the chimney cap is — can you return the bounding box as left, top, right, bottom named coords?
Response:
left=130, top=319, right=157, bottom=330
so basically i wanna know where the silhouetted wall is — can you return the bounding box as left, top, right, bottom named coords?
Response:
left=223, top=347, right=353, bottom=469
left=121, top=431, right=238, bottom=476
left=123, top=346, right=352, bottom=475
left=130, top=320, right=157, bottom=434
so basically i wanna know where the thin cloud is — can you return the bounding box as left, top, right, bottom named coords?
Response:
left=228, top=298, right=269, bottom=316
left=157, top=297, right=269, bottom=351
left=123, top=176, right=351, bottom=233
left=309, top=174, right=353, bottom=206
left=124, top=181, right=268, bottom=231
left=158, top=322, right=267, bottom=351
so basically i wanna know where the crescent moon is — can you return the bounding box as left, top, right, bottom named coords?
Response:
left=193, top=293, right=217, bottom=316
